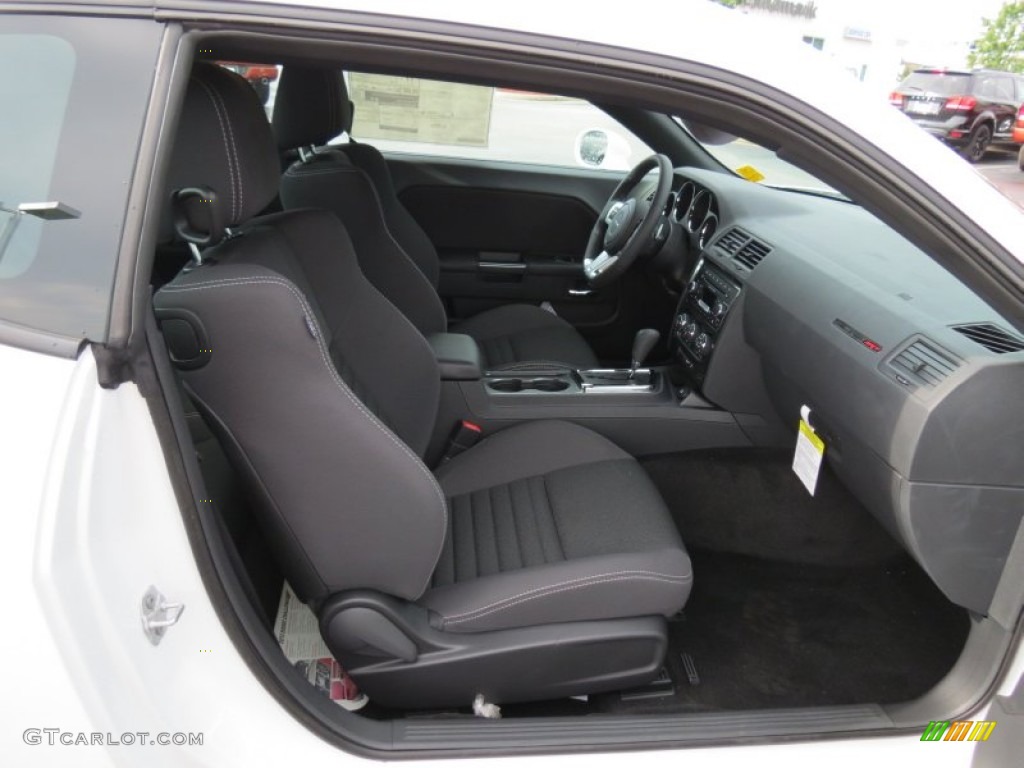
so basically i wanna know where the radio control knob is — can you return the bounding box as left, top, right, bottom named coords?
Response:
left=696, top=332, right=711, bottom=353
left=712, top=301, right=726, bottom=318
left=683, top=322, right=698, bottom=340
left=674, top=313, right=690, bottom=332
left=688, top=280, right=700, bottom=295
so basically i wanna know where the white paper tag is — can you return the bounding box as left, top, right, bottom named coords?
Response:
left=792, top=407, right=825, bottom=496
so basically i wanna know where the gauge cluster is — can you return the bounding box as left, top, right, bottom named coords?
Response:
left=674, top=180, right=719, bottom=251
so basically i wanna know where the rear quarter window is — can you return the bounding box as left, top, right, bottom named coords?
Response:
left=0, top=16, right=161, bottom=343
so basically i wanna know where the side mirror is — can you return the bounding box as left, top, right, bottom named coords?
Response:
left=574, top=128, right=635, bottom=170
left=575, top=129, right=609, bottom=167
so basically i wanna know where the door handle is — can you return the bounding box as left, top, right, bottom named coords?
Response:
left=568, top=287, right=593, bottom=297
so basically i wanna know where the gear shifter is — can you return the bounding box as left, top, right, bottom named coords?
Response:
left=630, top=328, right=660, bottom=379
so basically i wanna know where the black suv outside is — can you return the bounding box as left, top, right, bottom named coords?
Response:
left=889, top=68, right=1024, bottom=162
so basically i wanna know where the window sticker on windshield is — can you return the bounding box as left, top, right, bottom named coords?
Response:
left=793, top=406, right=825, bottom=496
left=735, top=165, right=766, bottom=183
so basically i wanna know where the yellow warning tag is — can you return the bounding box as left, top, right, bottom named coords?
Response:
left=735, top=165, right=766, bottom=183
left=793, top=418, right=825, bottom=495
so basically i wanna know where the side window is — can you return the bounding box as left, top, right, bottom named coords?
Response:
left=216, top=61, right=280, bottom=112
left=992, top=77, right=1015, bottom=103
left=0, top=16, right=160, bottom=342
left=976, top=76, right=1015, bottom=103
left=341, top=73, right=652, bottom=171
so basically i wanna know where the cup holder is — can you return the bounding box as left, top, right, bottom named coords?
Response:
left=487, top=377, right=570, bottom=393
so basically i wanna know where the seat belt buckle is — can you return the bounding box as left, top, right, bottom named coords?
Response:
left=442, top=420, right=482, bottom=462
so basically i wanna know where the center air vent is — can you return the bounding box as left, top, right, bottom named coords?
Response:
left=952, top=323, right=1024, bottom=354
left=713, top=227, right=772, bottom=271
left=889, top=338, right=960, bottom=387
left=734, top=239, right=771, bottom=270
left=715, top=228, right=747, bottom=255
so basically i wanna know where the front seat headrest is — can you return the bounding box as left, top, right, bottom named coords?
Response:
left=162, top=62, right=280, bottom=244
left=272, top=66, right=353, bottom=150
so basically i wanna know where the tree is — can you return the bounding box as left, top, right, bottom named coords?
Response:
left=968, top=2, right=1024, bottom=72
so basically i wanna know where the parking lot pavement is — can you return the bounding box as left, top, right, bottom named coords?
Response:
left=976, top=152, right=1024, bottom=209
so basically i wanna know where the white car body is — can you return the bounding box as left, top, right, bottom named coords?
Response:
left=1, top=1, right=1021, bottom=766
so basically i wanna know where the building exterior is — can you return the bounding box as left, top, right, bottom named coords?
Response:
left=730, top=0, right=1003, bottom=95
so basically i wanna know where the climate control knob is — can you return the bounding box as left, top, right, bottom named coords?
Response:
left=696, top=332, right=712, bottom=354
left=712, top=301, right=726, bottom=318
left=674, top=313, right=690, bottom=332
left=683, top=322, right=698, bottom=341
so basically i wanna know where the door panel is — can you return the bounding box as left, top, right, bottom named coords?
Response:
left=385, top=155, right=623, bottom=332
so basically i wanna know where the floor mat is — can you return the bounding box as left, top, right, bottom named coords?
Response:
left=599, top=549, right=971, bottom=713
left=641, top=448, right=906, bottom=567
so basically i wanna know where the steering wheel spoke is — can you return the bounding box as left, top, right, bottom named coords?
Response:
left=584, top=250, right=619, bottom=281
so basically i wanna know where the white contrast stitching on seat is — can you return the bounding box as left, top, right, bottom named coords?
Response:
left=439, top=569, right=691, bottom=627
left=195, top=78, right=240, bottom=222
left=160, top=274, right=448, bottom=587
left=210, top=79, right=244, bottom=221
left=283, top=162, right=447, bottom=331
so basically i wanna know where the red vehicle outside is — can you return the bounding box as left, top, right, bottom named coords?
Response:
left=217, top=62, right=278, bottom=104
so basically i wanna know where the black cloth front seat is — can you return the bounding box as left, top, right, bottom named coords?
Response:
left=272, top=66, right=600, bottom=372
left=155, top=63, right=691, bottom=708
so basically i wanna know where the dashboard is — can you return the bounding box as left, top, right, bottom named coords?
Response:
left=658, top=167, right=1024, bottom=616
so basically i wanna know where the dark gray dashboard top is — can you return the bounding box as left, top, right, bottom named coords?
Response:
left=676, top=167, right=1021, bottom=379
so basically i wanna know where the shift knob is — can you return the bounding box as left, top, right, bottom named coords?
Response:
left=631, top=328, right=660, bottom=376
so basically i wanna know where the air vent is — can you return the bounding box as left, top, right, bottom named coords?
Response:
left=734, top=239, right=772, bottom=270
left=890, top=339, right=960, bottom=387
left=952, top=323, right=1024, bottom=354
left=715, top=228, right=747, bottom=255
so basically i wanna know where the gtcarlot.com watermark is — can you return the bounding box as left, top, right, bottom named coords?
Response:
left=23, top=729, right=203, bottom=747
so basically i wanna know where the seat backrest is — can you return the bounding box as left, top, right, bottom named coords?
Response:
left=154, top=63, right=447, bottom=607
left=272, top=67, right=446, bottom=332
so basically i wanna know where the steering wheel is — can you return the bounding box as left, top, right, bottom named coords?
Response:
left=583, top=153, right=673, bottom=288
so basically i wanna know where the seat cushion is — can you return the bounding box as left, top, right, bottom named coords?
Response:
left=451, top=304, right=599, bottom=371
left=423, top=421, right=692, bottom=632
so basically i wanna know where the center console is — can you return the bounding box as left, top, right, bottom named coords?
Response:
left=486, top=368, right=655, bottom=396
left=670, top=260, right=741, bottom=383
left=427, top=320, right=751, bottom=463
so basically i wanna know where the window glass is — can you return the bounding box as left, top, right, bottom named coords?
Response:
left=992, top=77, right=1015, bottom=102
left=899, top=72, right=971, bottom=97
left=974, top=77, right=995, bottom=100
left=678, top=118, right=845, bottom=199
left=0, top=34, right=74, bottom=280
left=0, top=16, right=160, bottom=343
left=340, top=73, right=653, bottom=171
left=216, top=61, right=279, bottom=113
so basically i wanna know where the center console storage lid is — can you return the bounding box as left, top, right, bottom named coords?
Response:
left=428, top=333, right=483, bottom=381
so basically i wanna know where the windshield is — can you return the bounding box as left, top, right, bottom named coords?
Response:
left=676, top=118, right=846, bottom=199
